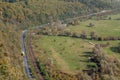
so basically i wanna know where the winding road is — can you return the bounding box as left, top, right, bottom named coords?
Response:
left=22, top=30, right=44, bottom=80
left=22, top=30, right=33, bottom=79
left=21, top=9, right=115, bottom=80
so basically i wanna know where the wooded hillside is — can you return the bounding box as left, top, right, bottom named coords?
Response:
left=0, top=0, right=119, bottom=28
left=0, top=0, right=120, bottom=79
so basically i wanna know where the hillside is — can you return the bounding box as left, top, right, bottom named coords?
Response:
left=0, top=0, right=119, bottom=28
left=0, top=0, right=120, bottom=80
left=0, top=20, right=27, bottom=79
left=31, top=13, right=120, bottom=80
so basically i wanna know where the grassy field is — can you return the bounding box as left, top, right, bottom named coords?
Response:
left=67, top=19, right=120, bottom=37
left=32, top=35, right=120, bottom=74
left=108, top=13, right=120, bottom=20
left=90, top=40, right=120, bottom=57
left=32, top=35, right=96, bottom=74
left=31, top=14, right=120, bottom=76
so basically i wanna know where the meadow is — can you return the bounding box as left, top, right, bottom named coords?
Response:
left=67, top=19, right=120, bottom=37
left=32, top=36, right=120, bottom=73
left=32, top=35, right=96, bottom=74
left=31, top=13, right=120, bottom=78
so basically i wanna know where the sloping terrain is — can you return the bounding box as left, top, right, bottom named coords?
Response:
left=0, top=0, right=118, bottom=26
left=0, top=0, right=120, bottom=79
left=0, top=20, right=27, bottom=79
left=31, top=12, right=120, bottom=80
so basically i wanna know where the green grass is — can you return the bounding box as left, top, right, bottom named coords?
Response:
left=108, top=13, right=120, bottom=20
left=32, top=14, right=120, bottom=75
left=32, top=35, right=95, bottom=74
left=67, top=19, right=120, bottom=37
left=89, top=40, right=120, bottom=58
left=32, top=35, right=120, bottom=74
left=66, top=14, right=120, bottom=58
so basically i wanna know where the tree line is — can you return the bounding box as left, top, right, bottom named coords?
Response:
left=0, top=0, right=119, bottom=29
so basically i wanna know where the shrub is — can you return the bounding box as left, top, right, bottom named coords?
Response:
left=80, top=31, right=87, bottom=39
left=87, top=23, right=94, bottom=27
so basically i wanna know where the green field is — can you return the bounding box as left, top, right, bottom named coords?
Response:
left=32, top=35, right=120, bottom=75
left=90, top=40, right=120, bottom=57
left=108, top=13, right=120, bottom=20
left=32, top=14, right=120, bottom=75
left=65, top=14, right=120, bottom=57
left=32, top=35, right=96, bottom=74
left=67, top=19, right=120, bottom=37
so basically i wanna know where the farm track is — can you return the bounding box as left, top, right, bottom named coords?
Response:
left=26, top=32, right=44, bottom=80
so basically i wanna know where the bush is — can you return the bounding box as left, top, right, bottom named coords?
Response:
left=80, top=31, right=87, bottom=39
left=87, top=23, right=94, bottom=27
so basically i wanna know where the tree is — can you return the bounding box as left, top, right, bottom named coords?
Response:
left=88, top=23, right=94, bottom=27
left=93, top=44, right=102, bottom=56
left=49, top=16, right=54, bottom=26
left=2, top=0, right=17, bottom=2
left=80, top=31, right=87, bottom=39
left=90, top=31, right=95, bottom=40
left=118, top=43, right=120, bottom=52
left=72, top=32, right=79, bottom=38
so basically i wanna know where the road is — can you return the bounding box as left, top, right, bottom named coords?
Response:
left=22, top=30, right=44, bottom=80
left=63, top=10, right=112, bottom=24
left=22, top=30, right=33, bottom=79
left=21, top=9, right=114, bottom=79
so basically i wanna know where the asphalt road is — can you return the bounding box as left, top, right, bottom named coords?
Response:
left=22, top=30, right=33, bottom=79
left=21, top=9, right=114, bottom=79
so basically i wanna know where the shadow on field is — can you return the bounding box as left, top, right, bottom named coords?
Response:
left=110, top=47, right=120, bottom=53
left=87, top=64, right=97, bottom=69
left=79, top=52, right=93, bottom=62
left=79, top=59, right=89, bottom=62
left=81, top=52, right=96, bottom=69
left=82, top=52, right=93, bottom=57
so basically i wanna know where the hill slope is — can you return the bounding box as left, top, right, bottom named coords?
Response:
left=0, top=0, right=119, bottom=26
left=0, top=0, right=120, bottom=79
left=0, top=20, right=27, bottom=79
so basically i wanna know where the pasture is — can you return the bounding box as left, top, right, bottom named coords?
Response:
left=31, top=13, right=120, bottom=75
left=67, top=19, right=120, bottom=37
left=32, top=35, right=96, bottom=74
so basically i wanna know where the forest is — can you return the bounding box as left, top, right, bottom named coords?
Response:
left=0, top=0, right=119, bottom=28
